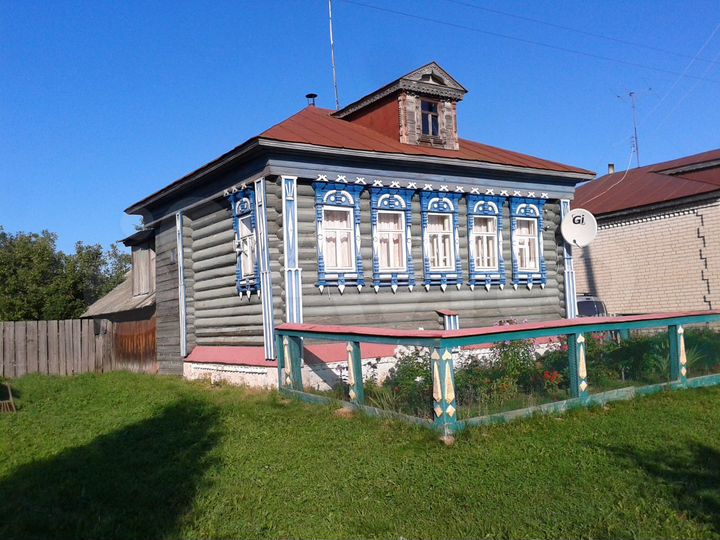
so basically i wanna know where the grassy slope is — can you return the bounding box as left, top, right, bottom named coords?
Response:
left=1, top=373, right=719, bottom=540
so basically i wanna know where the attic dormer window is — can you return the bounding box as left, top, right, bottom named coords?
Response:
left=421, top=100, right=439, bottom=137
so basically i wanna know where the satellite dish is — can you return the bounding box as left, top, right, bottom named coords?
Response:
left=561, top=208, right=597, bottom=247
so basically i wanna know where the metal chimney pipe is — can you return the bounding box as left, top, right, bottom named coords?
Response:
left=608, top=163, right=615, bottom=174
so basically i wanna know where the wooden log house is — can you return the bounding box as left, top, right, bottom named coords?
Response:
left=123, top=63, right=595, bottom=376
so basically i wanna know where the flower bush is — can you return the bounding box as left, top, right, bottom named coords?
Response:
left=368, top=324, right=720, bottom=418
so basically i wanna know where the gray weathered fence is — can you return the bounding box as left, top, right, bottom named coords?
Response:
left=0, top=319, right=158, bottom=378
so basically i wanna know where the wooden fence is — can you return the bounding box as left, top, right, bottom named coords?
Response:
left=0, top=319, right=157, bottom=378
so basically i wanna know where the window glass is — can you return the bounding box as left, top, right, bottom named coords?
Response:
left=428, top=213, right=453, bottom=270
left=377, top=211, right=405, bottom=271
left=421, top=101, right=440, bottom=137
left=323, top=208, right=354, bottom=271
left=238, top=215, right=256, bottom=276
left=473, top=216, right=498, bottom=270
left=516, top=217, right=539, bottom=271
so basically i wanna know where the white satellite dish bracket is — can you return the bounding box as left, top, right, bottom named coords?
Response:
left=561, top=208, right=597, bottom=248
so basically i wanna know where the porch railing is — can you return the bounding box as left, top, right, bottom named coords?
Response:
left=275, top=311, right=720, bottom=435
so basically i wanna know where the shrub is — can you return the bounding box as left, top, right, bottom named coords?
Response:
left=383, top=346, right=433, bottom=417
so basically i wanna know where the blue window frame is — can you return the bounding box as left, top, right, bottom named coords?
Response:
left=510, top=197, right=547, bottom=289
left=313, top=182, right=365, bottom=293
left=228, top=188, right=259, bottom=297
left=467, top=195, right=506, bottom=290
left=370, top=188, right=415, bottom=292
left=420, top=191, right=463, bottom=291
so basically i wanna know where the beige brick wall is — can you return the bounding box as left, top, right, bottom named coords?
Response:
left=573, top=199, right=719, bottom=315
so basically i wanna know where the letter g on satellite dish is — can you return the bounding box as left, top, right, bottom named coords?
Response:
left=561, top=208, right=597, bottom=247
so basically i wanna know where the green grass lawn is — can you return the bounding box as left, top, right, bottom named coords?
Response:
left=1, top=373, right=719, bottom=539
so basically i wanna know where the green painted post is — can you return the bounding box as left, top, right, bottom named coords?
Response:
left=568, top=333, right=589, bottom=399
left=431, top=345, right=458, bottom=436
left=276, top=334, right=286, bottom=388
left=669, top=325, right=688, bottom=385
left=346, top=341, right=364, bottom=404
left=287, top=335, right=304, bottom=391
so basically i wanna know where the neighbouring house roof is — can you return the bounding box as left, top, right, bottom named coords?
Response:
left=82, top=271, right=155, bottom=318
left=574, top=148, right=720, bottom=216
left=126, top=106, right=594, bottom=214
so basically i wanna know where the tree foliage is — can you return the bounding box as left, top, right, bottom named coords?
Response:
left=0, top=227, right=131, bottom=321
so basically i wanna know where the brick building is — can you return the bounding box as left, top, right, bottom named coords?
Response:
left=573, top=149, right=720, bottom=315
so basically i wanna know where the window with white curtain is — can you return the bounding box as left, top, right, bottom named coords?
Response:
left=377, top=210, right=406, bottom=271
left=472, top=216, right=498, bottom=270
left=238, top=214, right=256, bottom=276
left=322, top=207, right=355, bottom=271
left=515, top=217, right=539, bottom=271
left=427, top=213, right=454, bottom=270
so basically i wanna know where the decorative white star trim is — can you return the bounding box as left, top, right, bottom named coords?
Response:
left=541, top=193, right=549, bottom=199
left=317, top=174, right=328, bottom=182
left=373, top=179, right=384, bottom=187
left=513, top=190, right=522, bottom=196
left=528, top=192, right=536, bottom=198
left=439, top=185, right=449, bottom=192
left=336, top=175, right=347, bottom=183
left=423, top=184, right=433, bottom=190
left=240, top=182, right=247, bottom=190
left=470, top=187, right=480, bottom=194
left=390, top=181, right=401, bottom=188
left=407, top=182, right=417, bottom=189
left=223, top=190, right=230, bottom=197
left=485, top=188, right=495, bottom=195
left=500, top=190, right=509, bottom=196
left=355, top=177, right=366, bottom=185
left=455, top=186, right=465, bottom=193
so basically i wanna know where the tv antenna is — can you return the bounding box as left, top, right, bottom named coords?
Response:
left=617, top=88, right=651, bottom=168
left=328, top=0, right=340, bottom=110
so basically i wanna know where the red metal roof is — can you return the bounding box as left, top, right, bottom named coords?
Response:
left=260, top=106, right=593, bottom=174
left=574, top=149, right=720, bottom=215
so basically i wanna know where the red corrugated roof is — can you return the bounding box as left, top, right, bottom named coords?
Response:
left=260, top=106, right=593, bottom=174
left=574, top=149, right=720, bottom=215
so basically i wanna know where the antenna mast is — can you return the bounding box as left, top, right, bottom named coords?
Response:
left=629, top=91, right=640, bottom=167
left=328, top=0, right=340, bottom=110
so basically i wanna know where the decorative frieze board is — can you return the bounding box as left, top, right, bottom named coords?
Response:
left=314, top=173, right=551, bottom=200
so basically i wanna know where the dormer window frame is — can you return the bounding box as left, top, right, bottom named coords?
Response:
left=420, top=99, right=440, bottom=139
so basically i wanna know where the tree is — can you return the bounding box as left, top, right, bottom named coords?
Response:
left=0, top=227, right=132, bottom=321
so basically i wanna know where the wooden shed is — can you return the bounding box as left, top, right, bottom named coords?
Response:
left=123, top=62, right=594, bottom=376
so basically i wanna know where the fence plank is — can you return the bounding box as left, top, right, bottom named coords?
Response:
left=48, top=321, right=59, bottom=375
left=81, top=319, right=88, bottom=373
left=58, top=321, right=67, bottom=376
left=83, top=319, right=93, bottom=373
left=64, top=320, right=74, bottom=375
left=108, top=321, right=115, bottom=371
left=26, top=321, right=38, bottom=374
left=15, top=322, right=27, bottom=377
left=4, top=323, right=14, bottom=378
left=72, top=319, right=81, bottom=374
left=38, top=320, right=48, bottom=374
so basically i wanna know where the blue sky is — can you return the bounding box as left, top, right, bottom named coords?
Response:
left=1, top=0, right=719, bottom=252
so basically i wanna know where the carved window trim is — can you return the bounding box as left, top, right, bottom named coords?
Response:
left=370, top=188, right=415, bottom=292
left=313, top=182, right=365, bottom=293
left=228, top=188, right=260, bottom=297
left=420, top=191, right=463, bottom=291
left=510, top=197, right=547, bottom=289
left=467, top=195, right=506, bottom=290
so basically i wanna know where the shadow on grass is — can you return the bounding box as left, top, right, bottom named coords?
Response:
left=0, top=398, right=220, bottom=540
left=604, top=441, right=720, bottom=533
